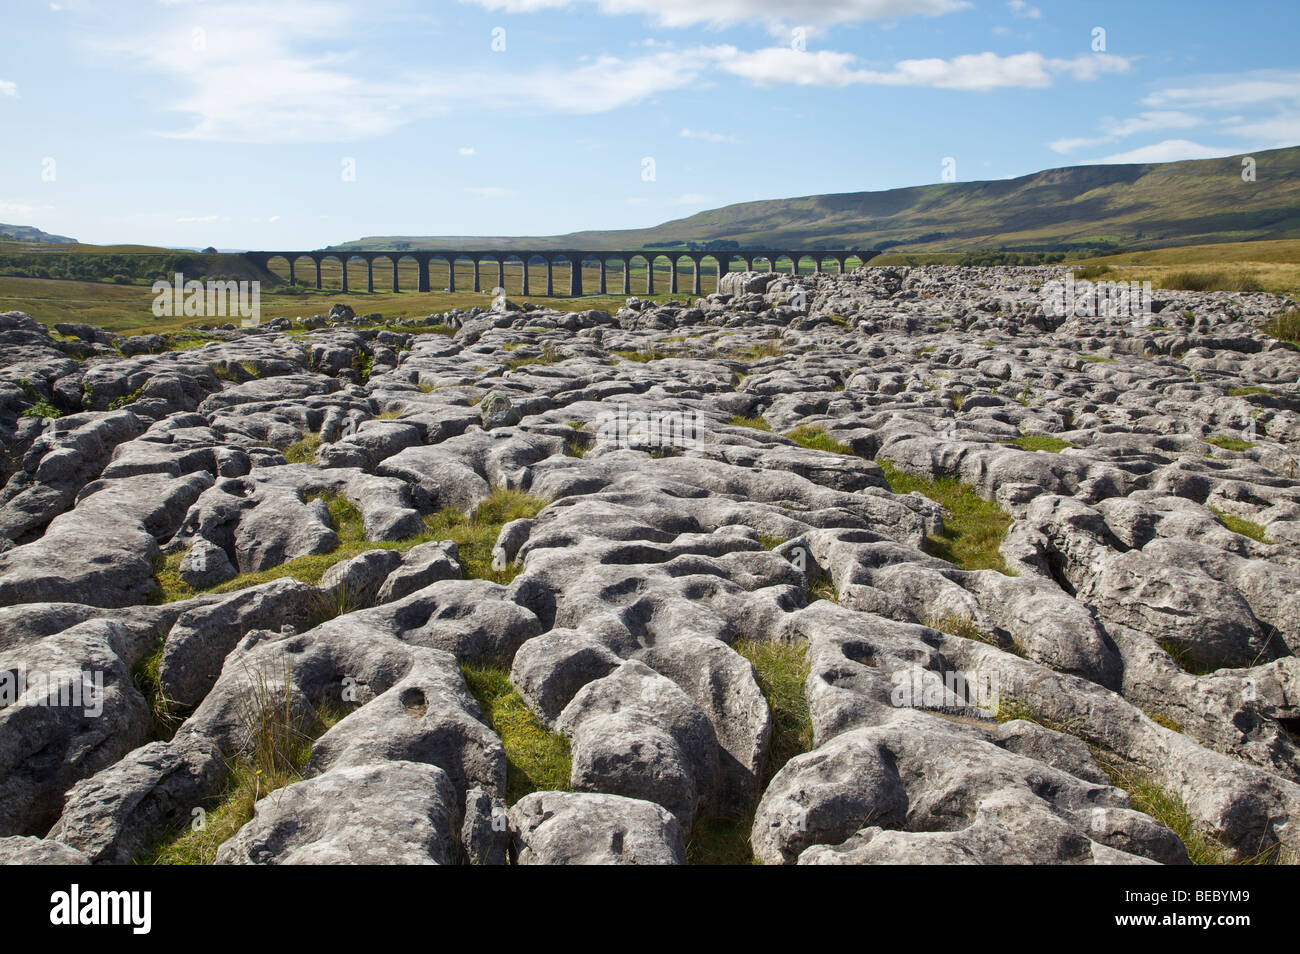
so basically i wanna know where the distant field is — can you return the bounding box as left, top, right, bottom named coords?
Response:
left=1071, top=239, right=1300, bottom=298
left=1, top=240, right=1295, bottom=335
left=0, top=274, right=686, bottom=335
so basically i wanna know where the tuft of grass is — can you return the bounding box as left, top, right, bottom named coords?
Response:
left=1080, top=354, right=1115, bottom=363
left=423, top=488, right=548, bottom=584
left=1007, top=434, right=1076, bottom=453
left=1228, top=386, right=1270, bottom=397
left=131, top=639, right=182, bottom=740
left=877, top=460, right=1012, bottom=574
left=505, top=340, right=559, bottom=370
left=1162, top=269, right=1264, bottom=293
left=1261, top=309, right=1300, bottom=345
left=1157, top=637, right=1216, bottom=677
left=927, top=612, right=1025, bottom=658
left=1205, top=435, right=1255, bottom=452
left=808, top=577, right=838, bottom=604
left=1145, top=710, right=1184, bottom=733
left=1209, top=507, right=1271, bottom=544
left=784, top=425, right=851, bottom=455
left=687, top=814, right=759, bottom=866
left=612, top=348, right=669, bottom=363
left=142, top=659, right=351, bottom=865
left=1091, top=755, right=1279, bottom=865
left=1073, top=264, right=1114, bottom=281
left=737, top=337, right=785, bottom=360
left=733, top=640, right=812, bottom=786
left=460, top=663, right=570, bottom=805
left=282, top=432, right=322, bottom=464
left=726, top=415, right=771, bottom=431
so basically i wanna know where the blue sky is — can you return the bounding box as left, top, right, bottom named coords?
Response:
left=2, top=0, right=1297, bottom=249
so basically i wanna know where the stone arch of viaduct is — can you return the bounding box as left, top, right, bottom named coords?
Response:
left=243, top=249, right=882, bottom=297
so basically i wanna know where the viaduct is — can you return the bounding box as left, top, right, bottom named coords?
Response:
left=242, top=249, right=882, bottom=297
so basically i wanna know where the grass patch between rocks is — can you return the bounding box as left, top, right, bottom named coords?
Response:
left=1007, top=434, right=1076, bottom=453
left=460, top=663, right=571, bottom=806
left=141, top=660, right=353, bottom=864
left=726, top=415, right=770, bottom=431
left=1261, top=308, right=1300, bottom=345
left=733, top=640, right=813, bottom=786
left=1206, top=435, right=1255, bottom=451
left=876, top=460, right=1013, bottom=574
left=687, top=640, right=813, bottom=866
left=1209, top=507, right=1272, bottom=544
left=153, top=487, right=548, bottom=601
left=282, top=432, right=322, bottom=463
left=784, top=425, right=852, bottom=455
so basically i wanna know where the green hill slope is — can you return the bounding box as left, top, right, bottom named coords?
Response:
left=334, top=145, right=1300, bottom=254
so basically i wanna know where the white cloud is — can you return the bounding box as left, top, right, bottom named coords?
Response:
left=269, top=215, right=281, bottom=222
left=459, top=0, right=969, bottom=29
left=1007, top=1, right=1040, bottom=18
left=87, top=1, right=1135, bottom=145
left=114, top=5, right=722, bottom=139
left=1058, top=71, right=1300, bottom=159
left=1143, top=71, right=1300, bottom=110
left=1048, top=136, right=1106, bottom=154
left=0, top=199, right=55, bottom=218
left=680, top=127, right=736, bottom=143
left=716, top=48, right=1130, bottom=91
left=92, top=1, right=440, bottom=143
left=175, top=214, right=219, bottom=223
left=1096, top=139, right=1238, bottom=164
left=1220, top=112, right=1300, bottom=148
left=1049, top=111, right=1204, bottom=153
left=458, top=146, right=476, bottom=155
left=0, top=81, right=17, bottom=98
left=1109, top=110, right=1203, bottom=136
left=500, top=49, right=722, bottom=112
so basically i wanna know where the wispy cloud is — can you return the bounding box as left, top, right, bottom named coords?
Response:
left=459, top=0, right=969, bottom=29
left=0, top=81, right=17, bottom=98
left=716, top=48, right=1130, bottom=91
left=0, top=199, right=55, bottom=219
left=1097, top=139, right=1238, bottom=164
left=1142, top=70, right=1300, bottom=110
left=1049, top=110, right=1203, bottom=153
left=175, top=214, right=220, bottom=223
left=680, top=127, right=737, bottom=143
left=458, top=146, right=476, bottom=155
left=1058, top=70, right=1300, bottom=161
left=1006, top=0, right=1040, bottom=18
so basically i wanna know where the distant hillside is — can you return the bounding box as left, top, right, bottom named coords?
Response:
left=333, top=145, right=1300, bottom=254
left=0, top=223, right=77, bottom=245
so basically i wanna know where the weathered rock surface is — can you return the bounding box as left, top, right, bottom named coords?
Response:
left=2, top=268, right=1298, bottom=865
